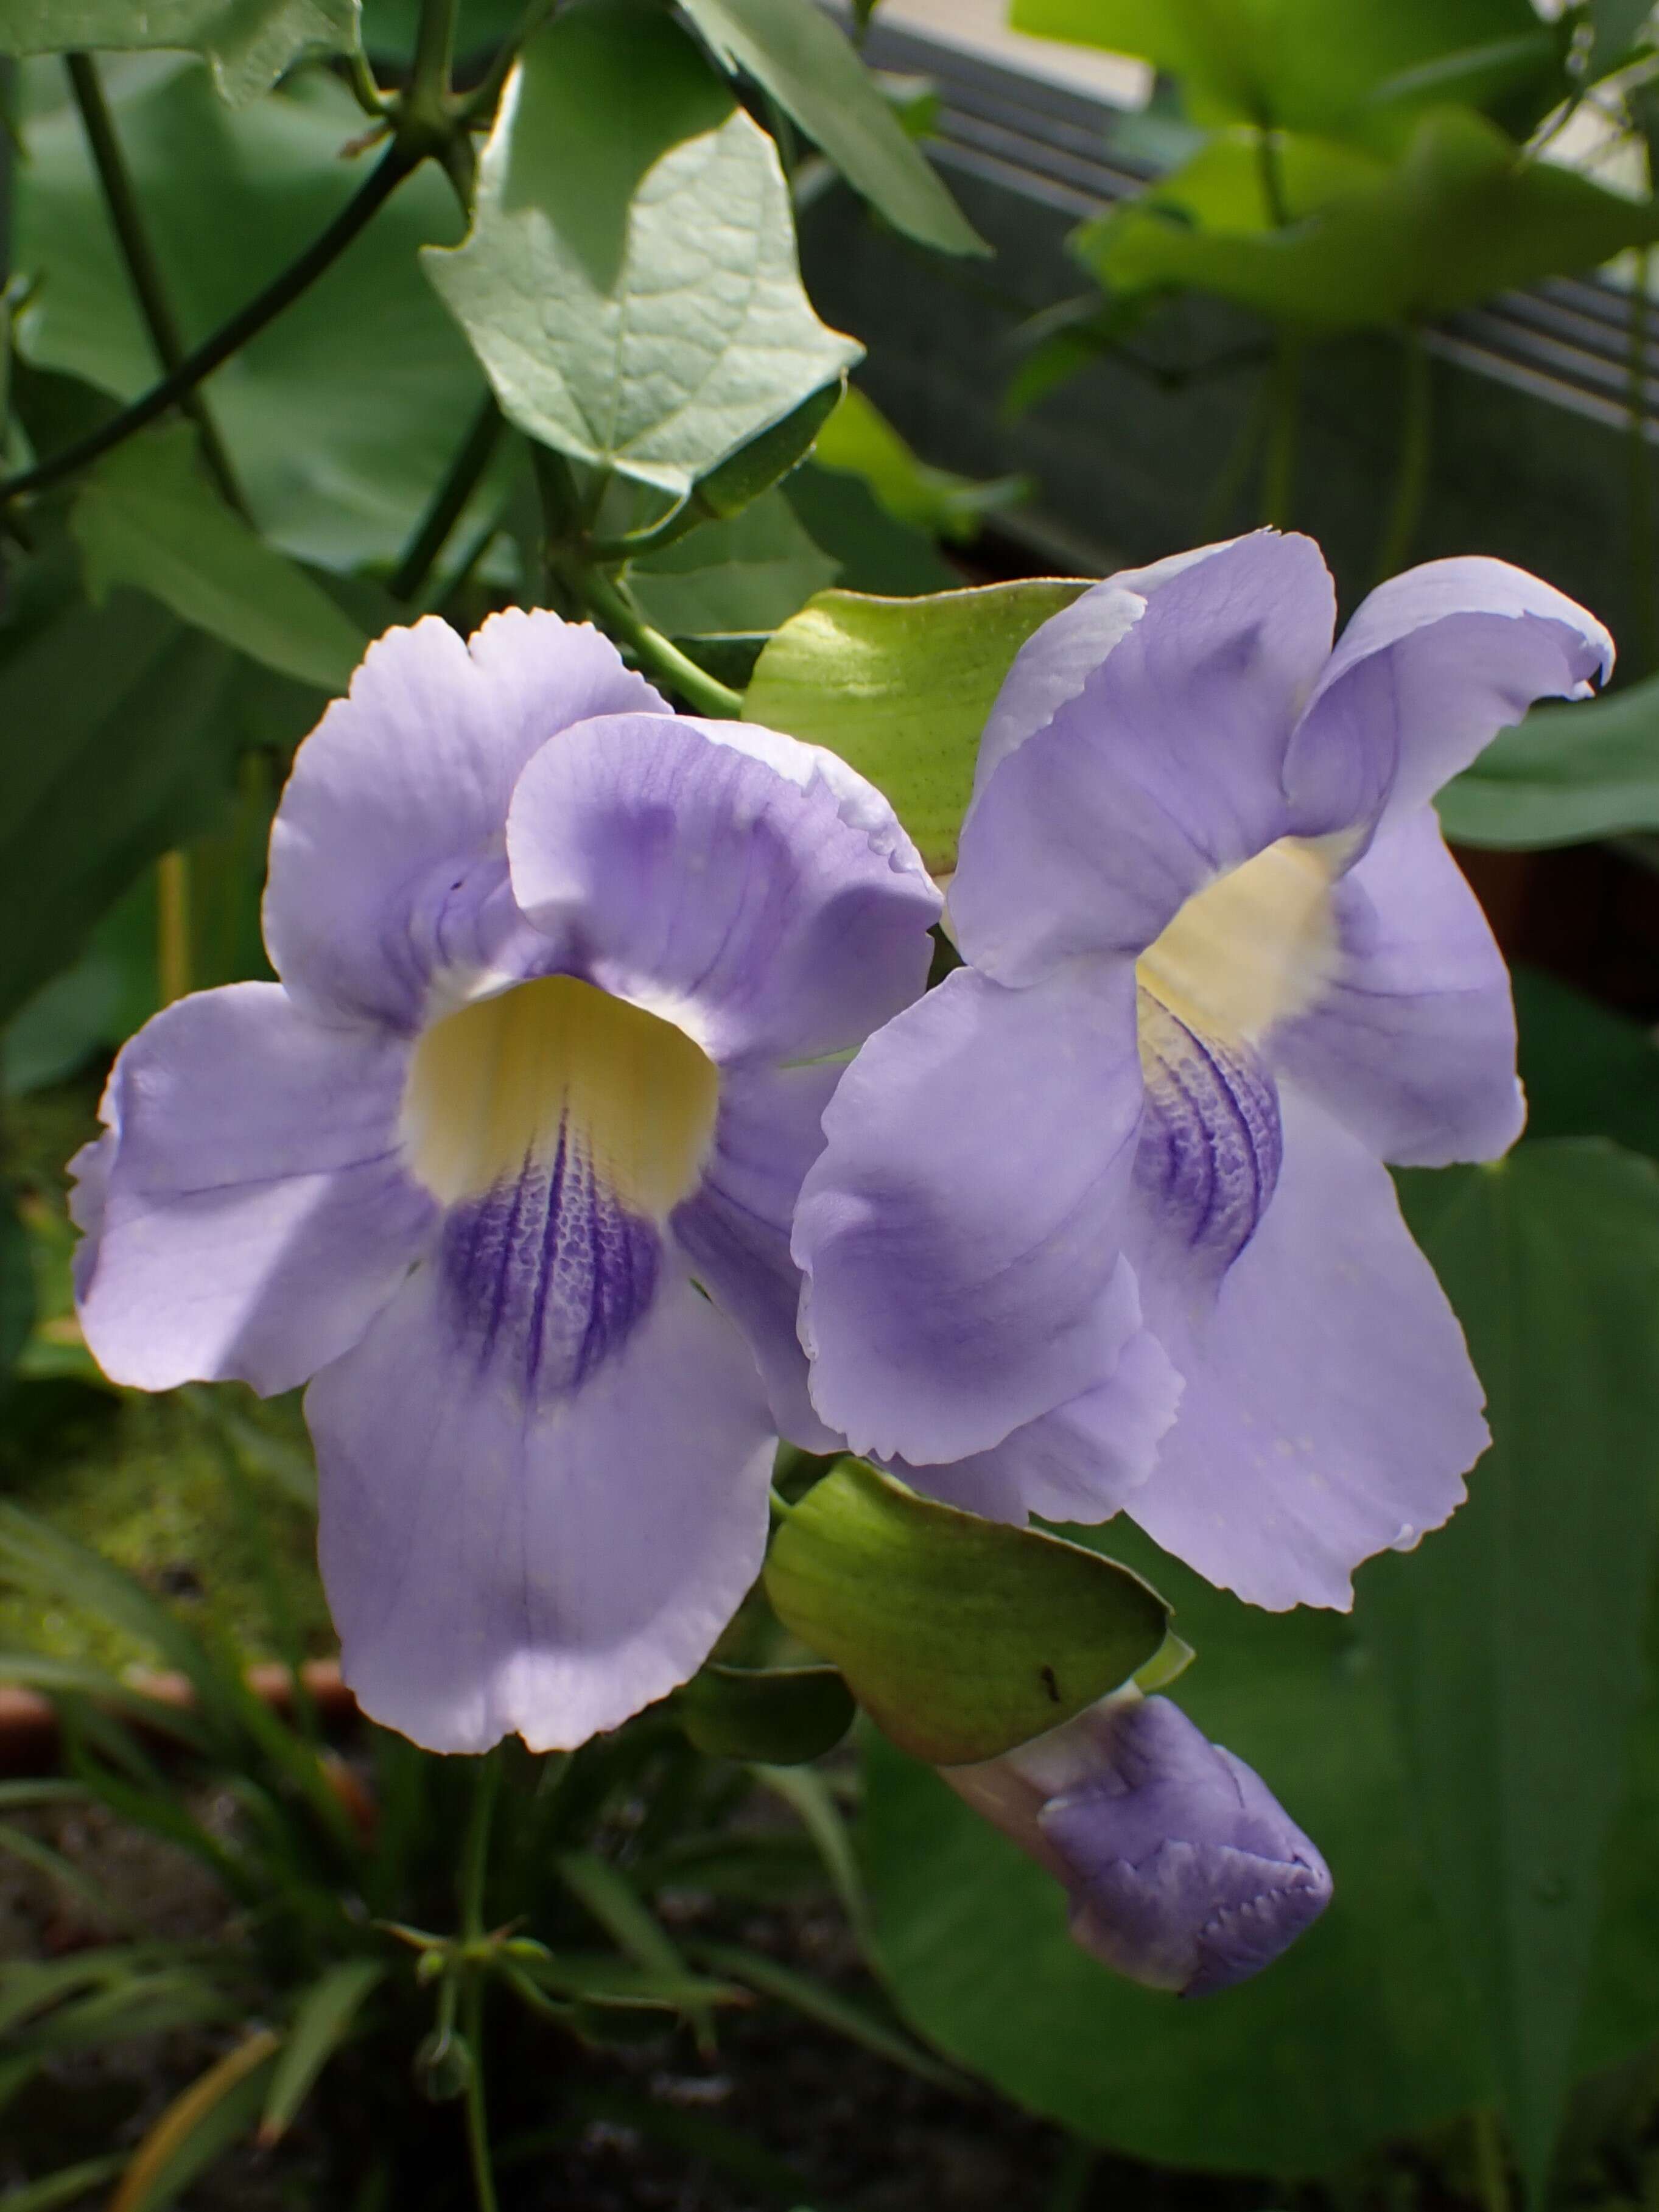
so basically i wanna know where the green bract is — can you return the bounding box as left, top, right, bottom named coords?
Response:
left=764, top=1458, right=1170, bottom=1764
left=426, top=0, right=863, bottom=495
left=0, top=0, right=360, bottom=106
left=743, top=578, right=1086, bottom=872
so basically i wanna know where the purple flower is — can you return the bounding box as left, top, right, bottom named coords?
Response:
left=794, top=533, right=1611, bottom=1608
left=944, top=1693, right=1332, bottom=1995
left=70, top=612, right=939, bottom=1752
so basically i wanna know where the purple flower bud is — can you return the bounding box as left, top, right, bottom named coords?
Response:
left=942, top=1693, right=1332, bottom=1997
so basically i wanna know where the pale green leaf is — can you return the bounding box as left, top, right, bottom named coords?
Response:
left=1076, top=110, right=1659, bottom=332
left=1437, top=677, right=1659, bottom=847
left=72, top=425, right=366, bottom=691
left=812, top=385, right=1028, bottom=542
left=765, top=1459, right=1168, bottom=1763
left=630, top=487, right=839, bottom=635
left=676, top=0, right=984, bottom=254
left=742, top=579, right=1086, bottom=871
left=1375, top=1143, right=1659, bottom=2198
left=425, top=0, right=861, bottom=495
left=0, top=0, right=358, bottom=105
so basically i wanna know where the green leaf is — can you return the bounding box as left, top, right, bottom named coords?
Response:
left=257, top=1961, right=384, bottom=2145
left=16, top=63, right=485, bottom=569
left=0, top=2157, right=128, bottom=2212
left=1588, top=0, right=1655, bottom=77
left=751, top=1761, right=873, bottom=1951
left=784, top=463, right=958, bottom=595
left=0, top=0, right=358, bottom=105
left=812, top=386, right=1028, bottom=543
left=1375, top=1143, right=1659, bottom=2197
left=689, top=1939, right=961, bottom=2087
left=1437, top=677, right=1659, bottom=847
left=0, top=1180, right=35, bottom=1391
left=676, top=0, right=985, bottom=255
left=689, top=375, right=844, bottom=522
left=72, top=426, right=367, bottom=691
left=1513, top=966, right=1659, bottom=1164
left=742, top=579, right=1086, bottom=871
left=764, top=1459, right=1168, bottom=1763
left=676, top=1659, right=855, bottom=1763
left=1009, top=0, right=1558, bottom=138
left=1076, top=108, right=1659, bottom=333
left=426, top=0, right=861, bottom=495
left=507, top=1950, right=742, bottom=2009
left=630, top=488, right=840, bottom=636
left=108, top=2030, right=279, bottom=2212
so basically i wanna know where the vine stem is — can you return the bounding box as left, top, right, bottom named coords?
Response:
left=573, top=559, right=744, bottom=716
left=1372, top=325, right=1432, bottom=583
left=66, top=52, right=247, bottom=516
left=0, top=142, right=416, bottom=508
left=458, top=1757, right=502, bottom=2212
left=388, top=394, right=503, bottom=602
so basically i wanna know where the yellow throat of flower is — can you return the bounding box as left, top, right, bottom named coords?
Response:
left=1135, top=835, right=1346, bottom=1046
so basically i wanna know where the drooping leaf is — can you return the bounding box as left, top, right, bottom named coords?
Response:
left=1075, top=108, right=1659, bottom=333
left=426, top=0, right=861, bottom=495
left=811, top=385, right=1028, bottom=542
left=1375, top=1143, right=1659, bottom=2198
left=764, top=1459, right=1168, bottom=1763
left=784, top=463, right=959, bottom=595
left=258, top=1961, right=384, bottom=2146
left=630, top=488, right=840, bottom=635
left=72, top=425, right=366, bottom=691
left=0, top=0, right=357, bottom=105
left=742, top=579, right=1086, bottom=870
left=675, top=1659, right=855, bottom=1763
left=16, top=62, right=486, bottom=569
left=1009, top=0, right=1560, bottom=139
left=676, top=0, right=985, bottom=255
left=108, top=2029, right=280, bottom=2212
left=1437, top=675, right=1659, bottom=847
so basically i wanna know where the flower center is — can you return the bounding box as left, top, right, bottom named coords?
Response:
left=1135, top=835, right=1342, bottom=1047
left=401, top=973, right=720, bottom=1217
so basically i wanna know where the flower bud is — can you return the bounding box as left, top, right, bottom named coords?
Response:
left=942, top=1692, right=1331, bottom=1997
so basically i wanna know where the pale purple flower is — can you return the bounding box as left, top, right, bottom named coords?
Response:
left=794, top=533, right=1612, bottom=1609
left=945, top=1693, right=1332, bottom=1995
left=70, top=612, right=939, bottom=1753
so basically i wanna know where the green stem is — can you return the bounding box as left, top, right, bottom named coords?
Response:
left=573, top=561, right=744, bottom=716
left=1470, top=2109, right=1512, bottom=2212
left=409, top=0, right=461, bottom=128
left=460, top=0, right=557, bottom=127
left=388, top=394, right=502, bottom=602
left=1372, top=325, right=1432, bottom=583
left=156, top=850, right=191, bottom=1006
left=458, top=1755, right=501, bottom=1944
left=1629, top=250, right=1658, bottom=673
left=65, top=51, right=246, bottom=516
left=458, top=1756, right=502, bottom=2212
left=0, top=144, right=415, bottom=508
left=1254, top=120, right=1290, bottom=228
left=1260, top=333, right=1302, bottom=528
left=460, top=1974, right=499, bottom=2212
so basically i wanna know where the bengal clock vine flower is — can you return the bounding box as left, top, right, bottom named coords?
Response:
left=69, top=611, right=941, bottom=1752
left=793, top=531, right=1612, bottom=1610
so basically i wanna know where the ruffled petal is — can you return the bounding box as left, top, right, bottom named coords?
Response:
left=265, top=612, right=667, bottom=1029
left=310, top=1261, right=776, bottom=1753
left=671, top=1061, right=842, bottom=1452
left=1127, top=1085, right=1487, bottom=1611
left=793, top=963, right=1149, bottom=1465
left=505, top=712, right=939, bottom=1068
left=75, top=985, right=435, bottom=1396
left=1286, top=556, right=1612, bottom=836
left=1271, top=808, right=1523, bottom=1166
left=951, top=532, right=1336, bottom=985
left=897, top=1293, right=1182, bottom=1525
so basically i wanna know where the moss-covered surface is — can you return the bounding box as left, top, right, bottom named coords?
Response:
left=0, top=1077, right=331, bottom=1671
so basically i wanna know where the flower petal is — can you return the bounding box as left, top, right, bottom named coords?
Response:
left=506, top=713, right=939, bottom=1067
left=951, top=532, right=1336, bottom=985
left=75, top=985, right=435, bottom=1395
left=265, top=612, right=667, bottom=1029
left=1128, top=1085, right=1487, bottom=1611
left=671, top=1062, right=843, bottom=1452
left=1286, top=555, right=1612, bottom=835
left=897, top=1289, right=1182, bottom=1525
left=1271, top=808, right=1523, bottom=1166
left=310, top=1261, right=776, bottom=1752
left=793, top=963, right=1148, bottom=1465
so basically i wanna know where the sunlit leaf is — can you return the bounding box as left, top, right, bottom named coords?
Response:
left=1437, top=676, right=1659, bottom=846
left=1375, top=1143, right=1659, bottom=2198
left=765, top=1458, right=1168, bottom=1763
left=630, top=488, right=839, bottom=635
left=742, top=579, right=1086, bottom=870
left=1076, top=108, right=1659, bottom=332
left=812, top=385, right=1028, bottom=542
left=72, top=425, right=366, bottom=691
left=0, top=0, right=357, bottom=105
left=426, top=0, right=861, bottom=494
left=676, top=0, right=985, bottom=254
